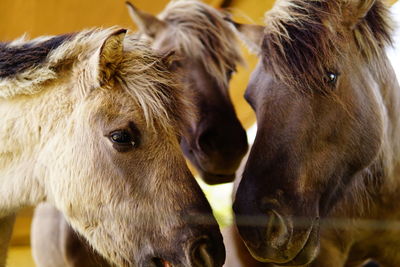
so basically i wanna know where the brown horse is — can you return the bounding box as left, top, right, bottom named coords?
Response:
left=231, top=0, right=400, bottom=266
left=0, top=28, right=225, bottom=267
left=126, top=0, right=248, bottom=185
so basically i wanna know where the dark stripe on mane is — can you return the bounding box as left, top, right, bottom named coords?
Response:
left=0, top=34, right=74, bottom=78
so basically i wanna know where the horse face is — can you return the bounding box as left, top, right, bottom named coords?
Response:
left=232, top=1, right=387, bottom=264
left=126, top=1, right=248, bottom=185
left=177, top=58, right=248, bottom=185
left=44, top=31, right=225, bottom=267
left=235, top=56, right=384, bottom=266
left=63, top=90, right=224, bottom=266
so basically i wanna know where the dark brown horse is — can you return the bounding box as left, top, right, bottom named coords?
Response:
left=126, top=0, right=248, bottom=185
left=231, top=0, right=400, bottom=266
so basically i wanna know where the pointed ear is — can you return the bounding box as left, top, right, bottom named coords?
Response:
left=96, top=29, right=126, bottom=86
left=346, top=0, right=376, bottom=29
left=227, top=19, right=264, bottom=54
left=125, top=1, right=167, bottom=38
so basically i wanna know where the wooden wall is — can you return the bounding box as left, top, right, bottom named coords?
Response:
left=0, top=0, right=220, bottom=39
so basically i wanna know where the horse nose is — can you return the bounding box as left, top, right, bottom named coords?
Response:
left=234, top=196, right=290, bottom=252
left=234, top=211, right=290, bottom=250
left=258, top=198, right=290, bottom=248
left=197, top=125, right=248, bottom=162
left=188, top=236, right=225, bottom=267
left=198, top=128, right=218, bottom=153
left=264, top=210, right=290, bottom=248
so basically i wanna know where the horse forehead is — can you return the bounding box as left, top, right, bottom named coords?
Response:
left=90, top=91, right=139, bottom=116
left=151, top=28, right=175, bottom=48
left=247, top=64, right=272, bottom=95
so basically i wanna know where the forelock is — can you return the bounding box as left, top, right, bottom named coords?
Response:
left=158, top=0, right=244, bottom=86
left=116, top=35, right=194, bottom=136
left=261, top=0, right=393, bottom=93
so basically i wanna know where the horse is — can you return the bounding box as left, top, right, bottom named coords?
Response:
left=126, top=0, right=248, bottom=185
left=0, top=28, right=225, bottom=267
left=31, top=1, right=247, bottom=266
left=230, top=0, right=400, bottom=265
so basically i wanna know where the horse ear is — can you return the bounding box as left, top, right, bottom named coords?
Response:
left=125, top=1, right=167, bottom=38
left=228, top=20, right=264, bottom=54
left=346, top=0, right=376, bottom=28
left=97, top=29, right=126, bottom=86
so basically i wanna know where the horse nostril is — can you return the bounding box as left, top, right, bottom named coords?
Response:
left=152, top=258, right=172, bottom=267
left=197, top=129, right=217, bottom=153
left=190, top=237, right=214, bottom=267
left=265, top=211, right=289, bottom=248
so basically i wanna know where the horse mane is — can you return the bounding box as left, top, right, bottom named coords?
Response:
left=0, top=34, right=74, bottom=79
left=261, top=0, right=393, bottom=92
left=0, top=29, right=116, bottom=98
left=116, top=36, right=193, bottom=135
left=158, top=0, right=244, bottom=86
left=0, top=28, right=192, bottom=135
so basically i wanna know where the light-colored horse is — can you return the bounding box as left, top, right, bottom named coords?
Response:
left=32, top=1, right=247, bottom=266
left=0, top=28, right=225, bottom=267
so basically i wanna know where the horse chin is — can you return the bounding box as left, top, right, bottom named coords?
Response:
left=201, top=171, right=236, bottom=185
left=180, top=139, right=237, bottom=185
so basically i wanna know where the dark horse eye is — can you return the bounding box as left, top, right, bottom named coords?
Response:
left=326, top=72, right=339, bottom=85
left=109, top=130, right=135, bottom=147
left=226, top=68, right=236, bottom=80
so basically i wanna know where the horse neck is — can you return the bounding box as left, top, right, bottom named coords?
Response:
left=332, top=53, right=400, bottom=219
left=0, top=82, right=73, bottom=216
left=375, top=53, right=400, bottom=194
left=354, top=52, right=400, bottom=216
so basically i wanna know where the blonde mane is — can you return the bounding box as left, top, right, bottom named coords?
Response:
left=0, top=28, right=191, bottom=133
left=261, top=0, right=393, bottom=92
left=158, top=0, right=244, bottom=86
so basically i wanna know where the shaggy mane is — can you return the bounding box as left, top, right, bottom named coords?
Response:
left=0, top=34, right=74, bottom=79
left=0, top=28, right=192, bottom=134
left=158, top=0, right=244, bottom=86
left=261, top=0, right=393, bottom=92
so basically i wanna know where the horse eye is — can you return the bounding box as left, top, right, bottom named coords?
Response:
left=109, top=130, right=135, bottom=147
left=226, top=69, right=235, bottom=80
left=326, top=72, right=338, bottom=85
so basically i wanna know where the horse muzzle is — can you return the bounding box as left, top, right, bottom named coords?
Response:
left=141, top=235, right=225, bottom=267
left=236, top=211, right=320, bottom=265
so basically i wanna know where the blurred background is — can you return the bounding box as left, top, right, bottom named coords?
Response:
left=0, top=0, right=397, bottom=266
